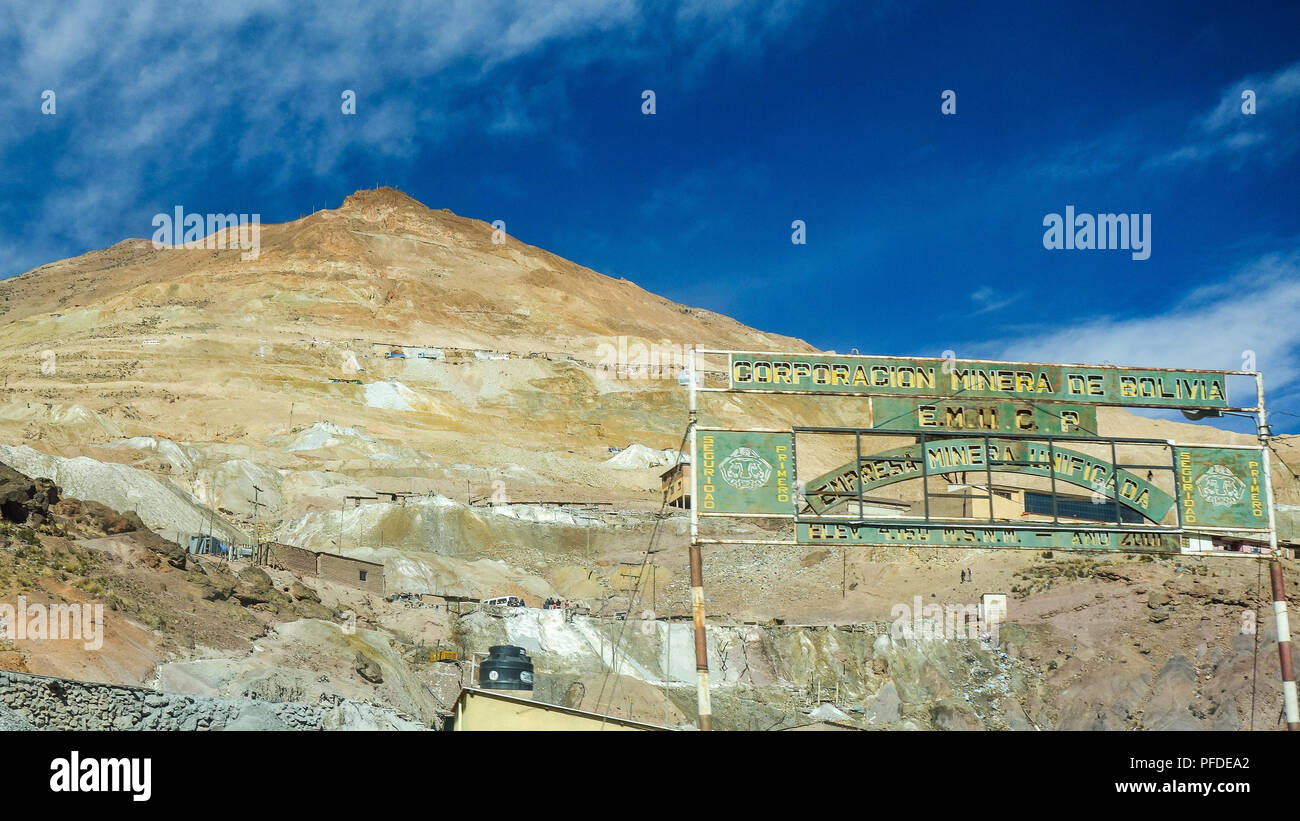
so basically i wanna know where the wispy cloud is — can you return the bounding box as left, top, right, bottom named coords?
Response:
left=1007, top=60, right=1300, bottom=183
left=981, top=250, right=1300, bottom=407
left=1025, top=133, right=1137, bottom=182
left=0, top=0, right=812, bottom=277
left=1145, top=61, right=1300, bottom=170
left=970, top=284, right=1019, bottom=315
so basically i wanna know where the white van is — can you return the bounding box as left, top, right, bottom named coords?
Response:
left=484, top=596, right=525, bottom=608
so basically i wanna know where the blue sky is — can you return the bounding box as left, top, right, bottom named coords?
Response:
left=2, top=0, right=1298, bottom=428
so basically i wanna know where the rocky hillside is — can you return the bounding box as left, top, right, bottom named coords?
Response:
left=0, top=187, right=1297, bottom=731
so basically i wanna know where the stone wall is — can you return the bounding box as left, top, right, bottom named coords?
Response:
left=263, top=542, right=384, bottom=594
left=317, top=552, right=385, bottom=594
left=266, top=541, right=318, bottom=576
left=0, top=670, right=424, bottom=731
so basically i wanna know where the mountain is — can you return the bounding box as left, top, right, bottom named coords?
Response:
left=0, top=187, right=1297, bottom=732
left=0, top=188, right=822, bottom=481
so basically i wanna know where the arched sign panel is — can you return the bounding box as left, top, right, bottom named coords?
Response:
left=804, top=437, right=1176, bottom=523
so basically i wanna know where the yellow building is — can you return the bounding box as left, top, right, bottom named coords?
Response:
left=450, top=687, right=669, bottom=731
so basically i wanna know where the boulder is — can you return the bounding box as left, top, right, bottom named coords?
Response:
left=195, top=573, right=237, bottom=602
left=232, top=584, right=274, bottom=606
left=0, top=463, right=58, bottom=526
left=233, top=566, right=278, bottom=606
left=238, top=566, right=274, bottom=589
left=292, top=600, right=334, bottom=620
left=866, top=682, right=901, bottom=723
left=289, top=581, right=320, bottom=603
left=354, top=652, right=384, bottom=684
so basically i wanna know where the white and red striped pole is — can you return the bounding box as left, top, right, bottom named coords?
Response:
left=1257, top=373, right=1296, bottom=729
left=1270, top=561, right=1299, bottom=730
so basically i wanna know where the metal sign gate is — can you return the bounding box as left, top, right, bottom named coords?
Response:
left=680, top=348, right=1293, bottom=731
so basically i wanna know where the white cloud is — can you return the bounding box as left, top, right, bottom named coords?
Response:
left=0, top=0, right=812, bottom=276
left=1026, top=134, right=1136, bottom=182
left=970, top=284, right=1018, bottom=314
left=1146, top=61, right=1300, bottom=170
left=983, top=251, right=1300, bottom=408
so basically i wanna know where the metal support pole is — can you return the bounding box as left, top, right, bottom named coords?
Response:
left=689, top=542, right=711, bottom=731
left=687, top=347, right=712, bottom=731
left=1269, top=561, right=1299, bottom=730
left=1257, top=372, right=1297, bottom=729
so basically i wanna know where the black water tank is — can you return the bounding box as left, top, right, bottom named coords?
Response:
left=479, top=645, right=534, bottom=692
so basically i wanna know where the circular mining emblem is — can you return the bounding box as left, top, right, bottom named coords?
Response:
left=1195, top=465, right=1246, bottom=508
left=719, top=447, right=774, bottom=490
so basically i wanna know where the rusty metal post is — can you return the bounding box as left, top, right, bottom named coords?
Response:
left=689, top=541, right=712, bottom=730
left=687, top=347, right=712, bottom=730
left=1270, top=561, right=1299, bottom=730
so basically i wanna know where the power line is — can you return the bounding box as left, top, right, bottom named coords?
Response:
left=1267, top=444, right=1299, bottom=480
left=594, top=422, right=692, bottom=727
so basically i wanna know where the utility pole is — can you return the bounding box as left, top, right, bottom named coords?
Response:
left=687, top=347, right=712, bottom=731
left=249, top=484, right=266, bottom=563
left=1270, top=561, right=1298, bottom=730
left=1257, top=372, right=1298, bottom=729
left=205, top=506, right=217, bottom=562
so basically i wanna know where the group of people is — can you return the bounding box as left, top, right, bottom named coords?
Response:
left=959, top=567, right=974, bottom=584
left=543, top=597, right=572, bottom=609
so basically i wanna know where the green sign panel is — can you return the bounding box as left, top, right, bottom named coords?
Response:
left=805, top=437, right=1175, bottom=522
left=872, top=397, right=1098, bottom=435
left=695, top=430, right=793, bottom=514
left=730, top=354, right=1230, bottom=409
left=797, top=522, right=1180, bottom=553
left=1175, top=446, right=1268, bottom=529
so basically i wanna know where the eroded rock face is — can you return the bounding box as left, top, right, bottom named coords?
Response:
left=0, top=463, right=58, bottom=527
left=1143, top=655, right=1202, bottom=730
left=0, top=669, right=425, bottom=731
left=0, top=462, right=186, bottom=572
left=49, top=497, right=133, bottom=536
left=116, top=510, right=187, bottom=568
